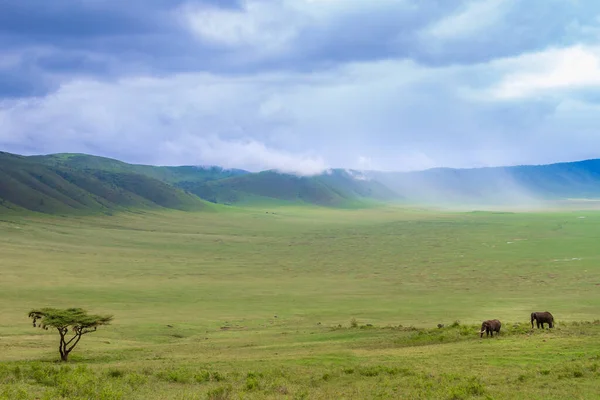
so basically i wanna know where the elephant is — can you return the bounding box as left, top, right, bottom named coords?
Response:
left=479, top=319, right=502, bottom=338
left=531, top=311, right=554, bottom=329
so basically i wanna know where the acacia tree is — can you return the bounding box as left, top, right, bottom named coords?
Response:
left=28, top=307, right=113, bottom=362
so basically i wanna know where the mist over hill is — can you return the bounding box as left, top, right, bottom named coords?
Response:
left=369, top=159, right=600, bottom=206
left=3, top=151, right=600, bottom=214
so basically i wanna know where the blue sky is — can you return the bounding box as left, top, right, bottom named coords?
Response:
left=1, top=0, right=600, bottom=174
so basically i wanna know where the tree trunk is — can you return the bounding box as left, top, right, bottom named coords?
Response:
left=58, top=328, right=69, bottom=362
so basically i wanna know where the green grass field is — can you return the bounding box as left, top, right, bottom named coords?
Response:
left=1, top=205, right=599, bottom=399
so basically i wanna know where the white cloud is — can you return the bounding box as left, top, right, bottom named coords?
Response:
left=178, top=0, right=410, bottom=60
left=0, top=73, right=329, bottom=175
left=490, top=45, right=600, bottom=99
left=178, top=1, right=303, bottom=56
left=422, top=0, right=513, bottom=41
left=162, top=135, right=328, bottom=175
left=4, top=37, right=600, bottom=174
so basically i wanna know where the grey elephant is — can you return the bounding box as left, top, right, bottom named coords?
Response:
left=531, top=311, right=554, bottom=329
left=479, top=319, right=502, bottom=338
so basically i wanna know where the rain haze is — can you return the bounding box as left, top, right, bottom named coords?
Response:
left=1, top=0, right=600, bottom=176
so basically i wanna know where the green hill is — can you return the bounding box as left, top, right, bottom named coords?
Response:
left=0, top=152, right=399, bottom=213
left=14, top=151, right=600, bottom=212
left=31, top=153, right=397, bottom=207
left=32, top=153, right=248, bottom=184
left=0, top=152, right=211, bottom=214
left=180, top=169, right=399, bottom=207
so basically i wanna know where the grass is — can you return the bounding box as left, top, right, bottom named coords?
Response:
left=1, top=205, right=600, bottom=398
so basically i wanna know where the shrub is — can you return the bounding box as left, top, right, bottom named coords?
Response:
left=107, top=369, right=125, bottom=378
left=245, top=376, right=260, bottom=391
left=207, top=385, right=231, bottom=400
left=157, top=368, right=190, bottom=384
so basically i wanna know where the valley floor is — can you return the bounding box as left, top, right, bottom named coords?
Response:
left=1, top=205, right=599, bottom=399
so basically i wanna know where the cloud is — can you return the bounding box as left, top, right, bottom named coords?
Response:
left=0, top=73, right=330, bottom=175
left=422, top=0, right=513, bottom=41
left=3, top=1, right=600, bottom=172
left=490, top=46, right=600, bottom=99
left=180, top=2, right=300, bottom=52
left=3, top=53, right=598, bottom=173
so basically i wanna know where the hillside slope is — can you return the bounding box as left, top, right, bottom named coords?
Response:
left=369, top=159, right=600, bottom=205
left=9, top=151, right=600, bottom=211
left=0, top=152, right=210, bottom=214
left=33, top=153, right=248, bottom=184
left=32, top=153, right=397, bottom=207
left=180, top=169, right=399, bottom=207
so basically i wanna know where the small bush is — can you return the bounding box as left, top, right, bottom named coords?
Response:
left=157, top=368, right=190, bottom=384
left=275, top=386, right=289, bottom=395
left=195, top=370, right=211, bottom=383
left=107, top=369, right=125, bottom=378
left=125, top=373, right=148, bottom=387
left=447, top=377, right=487, bottom=399
left=212, top=371, right=226, bottom=382
left=350, top=318, right=358, bottom=328
left=358, top=366, right=380, bottom=377
left=357, top=365, right=408, bottom=377
left=540, top=369, right=551, bottom=376
left=194, top=370, right=226, bottom=383
left=206, top=385, right=231, bottom=400
left=343, top=367, right=355, bottom=375
left=245, top=376, right=260, bottom=391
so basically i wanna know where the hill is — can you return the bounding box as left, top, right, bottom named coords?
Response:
left=7, top=151, right=600, bottom=212
left=32, top=153, right=248, bottom=184
left=179, top=169, right=398, bottom=207
left=0, top=152, right=399, bottom=213
left=0, top=152, right=211, bottom=214
left=369, top=158, right=600, bottom=205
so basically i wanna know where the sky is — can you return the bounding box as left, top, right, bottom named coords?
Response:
left=1, top=0, right=600, bottom=174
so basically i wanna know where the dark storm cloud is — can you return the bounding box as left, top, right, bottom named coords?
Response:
left=4, top=0, right=596, bottom=96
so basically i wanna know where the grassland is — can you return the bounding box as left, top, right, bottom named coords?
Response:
left=1, top=205, right=599, bottom=399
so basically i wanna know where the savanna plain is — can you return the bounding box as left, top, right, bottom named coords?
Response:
left=1, top=205, right=600, bottom=399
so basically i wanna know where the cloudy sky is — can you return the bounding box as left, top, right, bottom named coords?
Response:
left=1, top=0, right=600, bottom=174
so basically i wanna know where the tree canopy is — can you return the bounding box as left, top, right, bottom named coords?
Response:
left=28, top=307, right=113, bottom=361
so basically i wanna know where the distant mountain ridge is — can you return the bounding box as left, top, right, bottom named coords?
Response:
left=3, top=151, right=600, bottom=214
left=368, top=158, right=600, bottom=205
